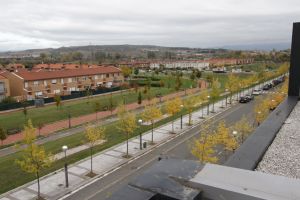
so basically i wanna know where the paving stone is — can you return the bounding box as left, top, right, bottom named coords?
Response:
left=10, top=189, right=36, bottom=200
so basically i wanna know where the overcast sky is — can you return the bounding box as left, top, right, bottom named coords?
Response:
left=0, top=0, right=299, bottom=51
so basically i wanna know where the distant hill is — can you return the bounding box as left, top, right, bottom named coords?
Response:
left=222, top=42, right=290, bottom=51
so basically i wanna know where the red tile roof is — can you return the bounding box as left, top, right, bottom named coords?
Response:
left=15, top=66, right=121, bottom=81
left=33, top=63, right=106, bottom=70
left=0, top=74, right=7, bottom=80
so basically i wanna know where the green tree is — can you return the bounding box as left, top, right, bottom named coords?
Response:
left=0, top=126, right=7, bottom=145
left=134, top=68, right=139, bottom=75
left=85, top=125, right=105, bottom=176
left=138, top=91, right=142, bottom=104
left=94, top=102, right=101, bottom=120
left=15, top=120, right=52, bottom=200
left=54, top=95, right=62, bottom=110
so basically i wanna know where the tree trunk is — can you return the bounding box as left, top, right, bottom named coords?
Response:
left=189, top=113, right=192, bottom=125
left=37, top=171, right=40, bottom=199
left=90, top=147, right=93, bottom=173
left=212, top=102, right=215, bottom=112
left=126, top=132, right=129, bottom=157
left=151, top=122, right=154, bottom=143
left=172, top=120, right=174, bottom=133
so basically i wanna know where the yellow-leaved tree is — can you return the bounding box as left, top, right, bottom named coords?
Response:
left=232, top=115, right=254, bottom=144
left=210, top=78, right=221, bottom=112
left=191, top=122, right=218, bottom=163
left=254, top=97, right=269, bottom=126
left=164, top=97, right=182, bottom=133
left=141, top=99, right=162, bottom=144
left=15, top=120, right=53, bottom=200
left=198, top=90, right=209, bottom=118
left=183, top=94, right=197, bottom=126
left=117, top=104, right=137, bottom=158
left=85, top=125, right=105, bottom=176
left=225, top=74, right=239, bottom=104
left=216, top=121, right=238, bottom=156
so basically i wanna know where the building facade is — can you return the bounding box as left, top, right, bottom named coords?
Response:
left=150, top=60, right=209, bottom=70
left=0, top=74, right=10, bottom=101
left=8, top=66, right=123, bottom=100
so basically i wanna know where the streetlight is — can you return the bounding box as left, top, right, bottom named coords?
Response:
left=207, top=96, right=210, bottom=115
left=232, top=131, right=238, bottom=151
left=138, top=119, right=143, bottom=150
left=180, top=104, right=184, bottom=129
left=257, top=111, right=261, bottom=126
left=62, top=145, right=69, bottom=188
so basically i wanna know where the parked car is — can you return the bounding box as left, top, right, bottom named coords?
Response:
left=263, top=83, right=272, bottom=90
left=252, top=89, right=262, bottom=95
left=239, top=96, right=250, bottom=103
left=245, top=94, right=254, bottom=101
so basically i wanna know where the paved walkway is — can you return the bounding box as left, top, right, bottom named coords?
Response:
left=2, top=88, right=200, bottom=145
left=0, top=86, right=249, bottom=200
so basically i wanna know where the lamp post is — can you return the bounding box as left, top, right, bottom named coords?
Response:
left=67, top=106, right=71, bottom=129
left=207, top=96, right=210, bottom=115
left=180, top=104, right=184, bottom=129
left=138, top=119, right=143, bottom=150
left=232, top=131, right=238, bottom=151
left=62, top=145, right=69, bottom=188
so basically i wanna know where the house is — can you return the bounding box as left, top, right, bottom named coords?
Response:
left=0, top=73, right=10, bottom=101
left=8, top=66, right=123, bottom=100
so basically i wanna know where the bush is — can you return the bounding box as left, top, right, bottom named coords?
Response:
left=1, top=96, right=16, bottom=104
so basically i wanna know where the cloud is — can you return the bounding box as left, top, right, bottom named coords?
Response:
left=0, top=0, right=299, bottom=51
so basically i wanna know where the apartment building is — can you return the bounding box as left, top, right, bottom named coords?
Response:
left=0, top=74, right=10, bottom=101
left=33, top=63, right=105, bottom=71
left=150, top=60, right=209, bottom=70
left=8, top=66, right=123, bottom=100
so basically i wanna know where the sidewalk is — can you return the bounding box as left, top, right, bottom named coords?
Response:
left=2, top=88, right=200, bottom=145
left=0, top=90, right=243, bottom=200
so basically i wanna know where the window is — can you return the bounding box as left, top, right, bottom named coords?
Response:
left=69, top=87, right=76, bottom=91
left=82, top=76, right=87, bottom=81
left=51, top=79, right=57, bottom=84
left=35, top=91, right=42, bottom=96
left=24, top=82, right=28, bottom=88
left=95, top=75, right=98, bottom=80
left=44, top=80, right=47, bottom=86
left=106, top=74, right=109, bottom=78
left=61, top=79, right=64, bottom=84
left=33, top=81, right=39, bottom=86
left=68, top=78, right=72, bottom=83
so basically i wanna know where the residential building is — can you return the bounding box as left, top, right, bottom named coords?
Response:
left=33, top=63, right=106, bottom=71
left=0, top=74, right=10, bottom=101
left=8, top=66, right=123, bottom=100
left=150, top=60, right=209, bottom=70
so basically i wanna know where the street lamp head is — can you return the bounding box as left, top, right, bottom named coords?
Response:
left=180, top=104, right=184, bottom=108
left=138, top=119, right=143, bottom=124
left=232, top=131, right=238, bottom=136
left=62, top=145, right=68, bottom=152
left=207, top=95, right=210, bottom=98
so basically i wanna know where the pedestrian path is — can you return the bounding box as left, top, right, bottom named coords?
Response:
left=0, top=90, right=243, bottom=200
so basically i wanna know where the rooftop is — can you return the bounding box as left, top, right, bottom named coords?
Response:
left=14, top=66, right=121, bottom=81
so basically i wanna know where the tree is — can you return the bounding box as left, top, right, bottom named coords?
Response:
left=210, top=79, right=221, bottom=112
left=120, top=66, right=132, bottom=79
left=134, top=68, right=139, bottom=75
left=37, top=122, right=44, bottom=137
left=195, top=70, right=202, bottom=79
left=84, top=125, right=105, bottom=176
left=141, top=100, right=162, bottom=144
left=191, top=122, right=218, bottom=163
left=254, top=97, right=269, bottom=126
left=138, top=91, right=142, bottom=104
left=21, top=100, right=29, bottom=120
left=15, top=120, right=52, bottom=200
left=117, top=104, right=137, bottom=158
left=174, top=75, right=182, bottom=91
left=165, top=97, right=182, bottom=133
left=0, top=126, right=7, bottom=145
left=108, top=93, right=114, bottom=114
left=54, top=95, right=62, bottom=110
left=215, top=121, right=238, bottom=156
left=183, top=94, right=197, bottom=126
left=225, top=74, right=239, bottom=104
left=94, top=102, right=101, bottom=120
left=232, top=115, right=253, bottom=143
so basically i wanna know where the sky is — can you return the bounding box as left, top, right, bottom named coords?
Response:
left=0, top=0, right=299, bottom=51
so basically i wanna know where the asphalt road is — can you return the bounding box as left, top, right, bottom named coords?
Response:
left=63, top=96, right=257, bottom=200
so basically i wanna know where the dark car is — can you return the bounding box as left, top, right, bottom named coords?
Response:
left=263, top=83, right=272, bottom=90
left=239, top=96, right=249, bottom=103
